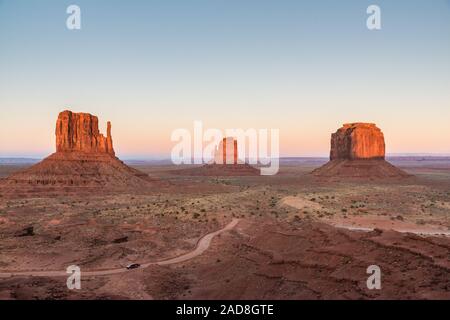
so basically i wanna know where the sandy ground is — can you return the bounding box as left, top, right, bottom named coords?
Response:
left=0, top=159, right=449, bottom=299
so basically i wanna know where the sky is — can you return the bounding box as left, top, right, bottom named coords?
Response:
left=0, top=0, right=449, bottom=159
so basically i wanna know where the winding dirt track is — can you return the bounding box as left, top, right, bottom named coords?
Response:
left=0, top=218, right=240, bottom=279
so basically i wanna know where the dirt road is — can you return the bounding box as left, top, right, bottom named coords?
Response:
left=0, top=219, right=240, bottom=279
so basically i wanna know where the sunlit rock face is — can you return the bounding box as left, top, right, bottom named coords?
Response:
left=330, top=123, right=385, bottom=160
left=214, top=137, right=240, bottom=164
left=312, top=123, right=409, bottom=179
left=55, top=110, right=114, bottom=155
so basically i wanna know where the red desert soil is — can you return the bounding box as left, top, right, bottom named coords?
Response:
left=170, top=163, right=260, bottom=176
left=177, top=218, right=450, bottom=300
left=0, top=218, right=239, bottom=278
left=0, top=217, right=448, bottom=300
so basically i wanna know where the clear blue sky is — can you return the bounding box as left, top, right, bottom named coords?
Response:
left=1, top=0, right=449, bottom=158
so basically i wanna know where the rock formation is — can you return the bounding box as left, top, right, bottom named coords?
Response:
left=214, top=137, right=239, bottom=165
left=173, top=137, right=259, bottom=176
left=330, top=123, right=385, bottom=160
left=313, top=123, right=409, bottom=179
left=56, top=110, right=114, bottom=155
left=1, top=110, right=152, bottom=197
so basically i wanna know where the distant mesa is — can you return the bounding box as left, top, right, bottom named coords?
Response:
left=214, top=137, right=240, bottom=165
left=173, top=137, right=259, bottom=176
left=313, top=123, right=410, bottom=179
left=0, top=110, right=152, bottom=196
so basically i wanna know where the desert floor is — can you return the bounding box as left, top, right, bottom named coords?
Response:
left=0, top=159, right=449, bottom=299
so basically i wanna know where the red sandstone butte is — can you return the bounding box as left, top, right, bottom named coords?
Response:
left=313, top=123, right=409, bottom=179
left=56, top=110, right=114, bottom=155
left=173, top=137, right=259, bottom=176
left=330, top=123, right=385, bottom=160
left=214, top=137, right=239, bottom=165
left=0, top=110, right=152, bottom=196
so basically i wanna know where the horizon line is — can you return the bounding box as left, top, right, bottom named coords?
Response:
left=2, top=153, right=450, bottom=162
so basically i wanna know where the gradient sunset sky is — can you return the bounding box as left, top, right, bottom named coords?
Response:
left=1, top=0, right=449, bottom=159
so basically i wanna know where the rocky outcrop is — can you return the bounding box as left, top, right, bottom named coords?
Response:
left=214, top=137, right=239, bottom=165
left=313, top=123, right=409, bottom=179
left=311, top=158, right=410, bottom=179
left=1, top=110, right=152, bottom=197
left=330, top=123, right=385, bottom=160
left=56, top=110, right=114, bottom=155
left=174, top=137, right=258, bottom=176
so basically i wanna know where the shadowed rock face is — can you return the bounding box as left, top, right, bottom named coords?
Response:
left=330, top=123, right=385, bottom=160
left=56, top=110, right=114, bottom=155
